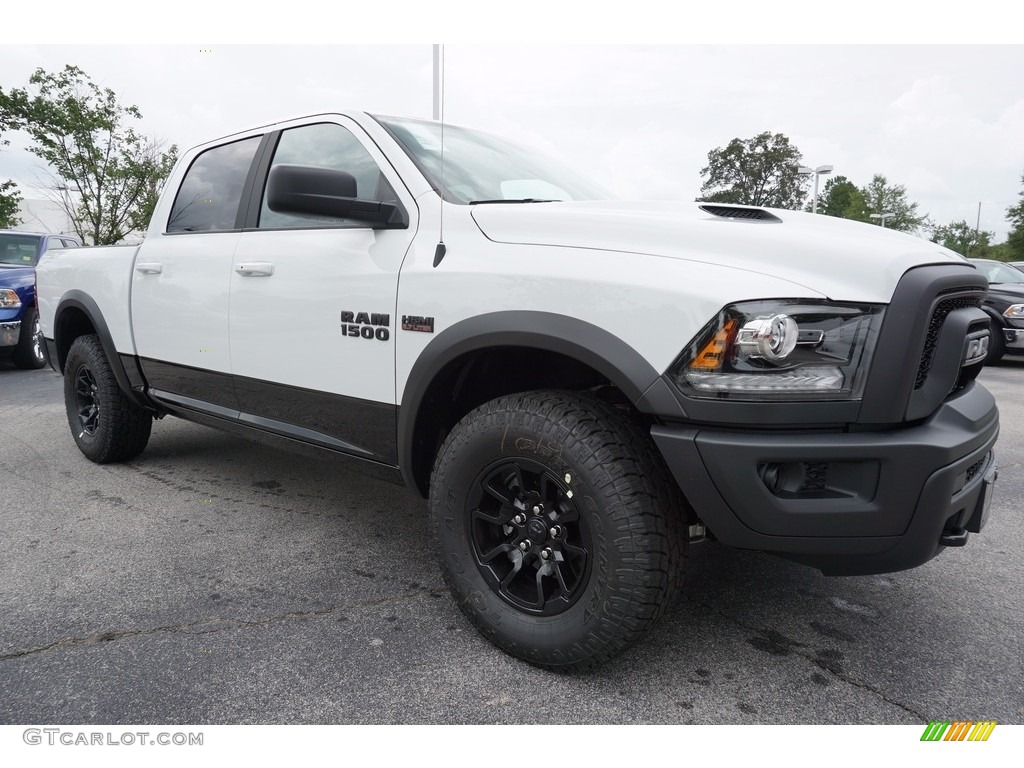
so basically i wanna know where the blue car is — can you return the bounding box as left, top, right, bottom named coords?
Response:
left=1, top=230, right=82, bottom=369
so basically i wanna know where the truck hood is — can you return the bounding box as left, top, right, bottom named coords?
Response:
left=987, top=283, right=1024, bottom=300
left=470, top=201, right=968, bottom=303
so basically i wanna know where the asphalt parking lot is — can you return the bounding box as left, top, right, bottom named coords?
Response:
left=1, top=359, right=1022, bottom=725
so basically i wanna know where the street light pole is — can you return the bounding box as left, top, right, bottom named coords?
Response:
left=796, top=164, right=834, bottom=214
left=870, top=212, right=894, bottom=228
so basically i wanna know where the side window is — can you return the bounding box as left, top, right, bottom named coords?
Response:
left=62, top=239, right=80, bottom=248
left=167, top=136, right=262, bottom=233
left=259, top=123, right=397, bottom=230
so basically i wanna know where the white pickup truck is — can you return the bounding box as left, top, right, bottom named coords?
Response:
left=36, top=112, right=1000, bottom=670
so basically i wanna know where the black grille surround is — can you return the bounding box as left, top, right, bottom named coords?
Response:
left=914, top=294, right=985, bottom=389
left=857, top=264, right=989, bottom=426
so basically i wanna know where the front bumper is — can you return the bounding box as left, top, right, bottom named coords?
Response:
left=1004, top=327, right=1024, bottom=352
left=0, top=320, right=21, bottom=348
left=652, top=382, right=1000, bottom=575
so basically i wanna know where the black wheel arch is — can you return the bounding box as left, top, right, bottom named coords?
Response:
left=397, top=311, right=682, bottom=497
left=53, top=291, right=153, bottom=412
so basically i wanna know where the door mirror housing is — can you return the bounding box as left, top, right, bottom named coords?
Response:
left=266, top=164, right=408, bottom=229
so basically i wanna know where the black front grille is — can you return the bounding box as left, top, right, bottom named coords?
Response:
left=699, top=205, right=781, bottom=222
left=914, top=295, right=982, bottom=389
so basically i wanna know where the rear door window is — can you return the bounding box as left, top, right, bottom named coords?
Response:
left=167, top=136, right=262, bottom=233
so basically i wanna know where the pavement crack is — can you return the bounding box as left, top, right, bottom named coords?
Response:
left=686, top=596, right=929, bottom=722
left=0, top=586, right=446, bottom=662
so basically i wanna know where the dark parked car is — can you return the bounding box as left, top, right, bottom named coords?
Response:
left=1, top=230, right=82, bottom=369
left=968, top=258, right=1024, bottom=364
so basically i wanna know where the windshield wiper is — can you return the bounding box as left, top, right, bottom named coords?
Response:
left=468, top=199, right=561, bottom=205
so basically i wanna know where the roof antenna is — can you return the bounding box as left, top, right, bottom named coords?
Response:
left=432, top=43, right=447, bottom=268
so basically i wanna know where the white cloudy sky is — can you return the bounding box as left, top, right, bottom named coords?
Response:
left=3, top=5, right=1022, bottom=240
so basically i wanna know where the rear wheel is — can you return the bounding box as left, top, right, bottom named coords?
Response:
left=63, top=334, right=152, bottom=463
left=12, top=307, right=46, bottom=369
left=429, top=390, right=687, bottom=671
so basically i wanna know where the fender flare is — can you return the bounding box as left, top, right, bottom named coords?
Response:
left=53, top=290, right=152, bottom=411
left=396, top=310, right=682, bottom=493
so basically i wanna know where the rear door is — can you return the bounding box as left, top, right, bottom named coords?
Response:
left=228, top=118, right=417, bottom=464
left=131, top=135, right=266, bottom=412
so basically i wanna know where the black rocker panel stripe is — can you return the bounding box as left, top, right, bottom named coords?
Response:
left=140, top=358, right=397, bottom=464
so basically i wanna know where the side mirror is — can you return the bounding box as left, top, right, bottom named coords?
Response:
left=266, top=164, right=408, bottom=228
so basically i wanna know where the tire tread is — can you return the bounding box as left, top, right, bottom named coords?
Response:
left=429, top=389, right=688, bottom=672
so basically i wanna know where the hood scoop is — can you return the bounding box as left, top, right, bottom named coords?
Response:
left=699, top=204, right=781, bottom=223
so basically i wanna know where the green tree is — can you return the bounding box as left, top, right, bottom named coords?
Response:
left=0, top=112, right=21, bottom=229
left=0, top=65, right=178, bottom=244
left=698, top=131, right=808, bottom=209
left=0, top=180, right=21, bottom=228
left=930, top=219, right=994, bottom=257
left=860, top=174, right=927, bottom=233
left=983, top=242, right=1013, bottom=262
left=814, top=175, right=869, bottom=222
left=1006, top=173, right=1024, bottom=260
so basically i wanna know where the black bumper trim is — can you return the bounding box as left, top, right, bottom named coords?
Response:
left=652, top=382, right=1000, bottom=576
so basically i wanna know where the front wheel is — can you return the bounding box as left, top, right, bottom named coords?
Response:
left=429, top=390, right=687, bottom=671
left=12, top=307, right=47, bottom=369
left=984, top=321, right=1005, bottom=366
left=63, top=334, right=153, bottom=463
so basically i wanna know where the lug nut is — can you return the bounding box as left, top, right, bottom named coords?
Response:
left=532, top=504, right=542, bottom=514
left=540, top=548, right=553, bottom=560
left=518, top=540, right=532, bottom=552
left=513, top=513, right=526, bottom=525
left=549, top=525, right=564, bottom=539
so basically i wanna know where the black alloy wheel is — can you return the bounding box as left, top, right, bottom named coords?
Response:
left=73, top=364, right=101, bottom=436
left=468, top=458, right=591, bottom=616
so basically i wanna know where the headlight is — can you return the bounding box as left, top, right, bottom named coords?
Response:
left=669, top=300, right=884, bottom=401
left=1004, top=304, right=1024, bottom=319
left=0, top=289, right=22, bottom=309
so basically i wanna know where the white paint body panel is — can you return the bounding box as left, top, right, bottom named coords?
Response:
left=131, top=232, right=238, bottom=372
left=393, top=206, right=829, bottom=401
left=469, top=201, right=965, bottom=304
left=229, top=227, right=410, bottom=403
left=36, top=244, right=140, bottom=354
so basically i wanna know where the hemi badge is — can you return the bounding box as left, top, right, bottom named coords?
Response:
left=402, top=315, right=435, bottom=333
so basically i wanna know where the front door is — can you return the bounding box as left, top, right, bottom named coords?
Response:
left=228, top=119, right=417, bottom=464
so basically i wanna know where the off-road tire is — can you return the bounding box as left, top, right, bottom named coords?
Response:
left=63, top=334, right=152, bottom=463
left=12, top=306, right=47, bottom=369
left=429, top=389, right=687, bottom=672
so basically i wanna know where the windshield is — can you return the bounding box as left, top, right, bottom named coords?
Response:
left=0, top=234, right=42, bottom=267
left=970, top=260, right=1024, bottom=284
left=374, top=115, right=610, bottom=204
